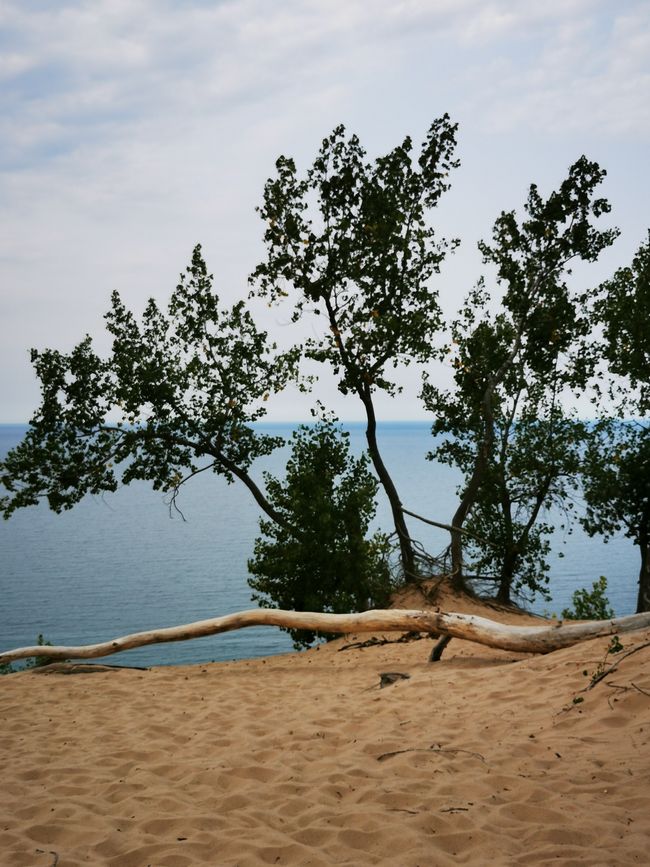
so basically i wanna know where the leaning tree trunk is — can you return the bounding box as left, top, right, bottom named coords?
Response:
left=450, top=433, right=492, bottom=591
left=637, top=528, right=650, bottom=613
left=360, top=390, right=416, bottom=581
left=2, top=608, right=649, bottom=666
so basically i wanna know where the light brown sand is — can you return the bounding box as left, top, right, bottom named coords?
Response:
left=1, top=591, right=649, bottom=867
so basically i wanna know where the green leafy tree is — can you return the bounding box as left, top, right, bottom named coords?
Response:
left=581, top=420, right=650, bottom=612
left=248, top=418, right=393, bottom=648
left=251, top=116, right=460, bottom=580
left=581, top=234, right=650, bottom=613
left=1, top=246, right=301, bottom=523
left=422, top=157, right=618, bottom=602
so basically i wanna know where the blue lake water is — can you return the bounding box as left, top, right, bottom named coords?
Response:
left=0, top=422, right=639, bottom=667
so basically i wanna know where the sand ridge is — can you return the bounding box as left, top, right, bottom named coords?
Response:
left=1, top=599, right=649, bottom=866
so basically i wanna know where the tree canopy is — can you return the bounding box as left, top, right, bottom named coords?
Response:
left=1, top=246, right=301, bottom=524
left=1, top=118, right=648, bottom=632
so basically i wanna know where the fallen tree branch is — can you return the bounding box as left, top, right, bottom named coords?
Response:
left=377, top=745, right=486, bottom=763
left=2, top=608, right=650, bottom=666
left=338, top=631, right=425, bottom=652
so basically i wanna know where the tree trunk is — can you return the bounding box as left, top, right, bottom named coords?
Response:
left=2, top=608, right=649, bottom=666
left=496, top=574, right=512, bottom=605
left=637, top=528, right=650, bottom=613
left=450, top=429, right=492, bottom=591
left=360, top=390, right=416, bottom=580
left=321, top=296, right=415, bottom=581
left=496, top=547, right=517, bottom=605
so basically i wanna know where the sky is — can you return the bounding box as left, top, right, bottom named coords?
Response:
left=1, top=0, right=649, bottom=422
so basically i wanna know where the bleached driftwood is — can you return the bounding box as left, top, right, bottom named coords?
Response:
left=1, top=608, right=650, bottom=665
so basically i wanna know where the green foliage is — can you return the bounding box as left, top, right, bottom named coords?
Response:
left=595, top=230, right=650, bottom=414
left=580, top=420, right=650, bottom=612
left=423, top=156, right=617, bottom=602
left=0, top=634, right=61, bottom=673
left=581, top=422, right=650, bottom=542
left=24, top=633, right=55, bottom=669
left=0, top=246, right=301, bottom=522
left=248, top=418, right=394, bottom=648
left=252, top=116, right=459, bottom=397
left=581, top=634, right=624, bottom=689
left=561, top=576, right=615, bottom=620
left=583, top=234, right=650, bottom=613
left=2, top=120, right=646, bottom=630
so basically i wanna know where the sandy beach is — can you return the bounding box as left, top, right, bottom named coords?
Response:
left=1, top=587, right=649, bottom=866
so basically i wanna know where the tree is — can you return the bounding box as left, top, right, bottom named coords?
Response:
left=1, top=246, right=301, bottom=523
left=581, top=234, right=650, bottom=613
left=248, top=418, right=393, bottom=648
left=579, top=234, right=650, bottom=612
left=422, top=157, right=618, bottom=602
left=581, top=420, right=649, bottom=612
left=251, top=116, right=460, bottom=580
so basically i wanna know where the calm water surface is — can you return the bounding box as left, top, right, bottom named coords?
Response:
left=0, top=423, right=638, bottom=667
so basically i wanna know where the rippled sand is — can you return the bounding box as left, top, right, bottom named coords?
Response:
left=1, top=590, right=649, bottom=866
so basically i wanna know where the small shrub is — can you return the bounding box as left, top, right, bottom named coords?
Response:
left=248, top=420, right=396, bottom=649
left=1, top=634, right=59, bottom=674
left=587, top=635, right=624, bottom=687
left=24, top=633, right=54, bottom=668
left=561, top=576, right=615, bottom=621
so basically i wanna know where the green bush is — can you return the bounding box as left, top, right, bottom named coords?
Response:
left=561, top=576, right=615, bottom=620
left=24, top=633, right=55, bottom=668
left=248, top=420, right=395, bottom=648
left=0, top=633, right=57, bottom=674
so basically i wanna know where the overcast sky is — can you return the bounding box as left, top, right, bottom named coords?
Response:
left=1, top=0, right=649, bottom=422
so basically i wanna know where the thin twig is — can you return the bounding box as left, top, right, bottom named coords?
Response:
left=338, top=632, right=426, bottom=652
left=586, top=641, right=650, bottom=690
left=377, top=746, right=486, bottom=763
left=631, top=682, right=650, bottom=698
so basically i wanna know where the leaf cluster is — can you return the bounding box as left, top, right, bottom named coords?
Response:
left=581, top=420, right=650, bottom=545
left=561, top=576, right=615, bottom=621
left=251, top=116, right=460, bottom=396
left=1, top=246, right=301, bottom=518
left=594, top=230, right=650, bottom=414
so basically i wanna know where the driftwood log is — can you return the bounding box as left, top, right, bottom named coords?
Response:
left=1, top=608, right=650, bottom=665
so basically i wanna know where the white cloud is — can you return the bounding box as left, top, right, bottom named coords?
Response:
left=0, top=0, right=649, bottom=420
left=457, top=2, right=650, bottom=138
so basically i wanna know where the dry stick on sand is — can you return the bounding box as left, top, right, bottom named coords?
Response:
left=377, top=746, right=487, bottom=763
left=2, top=609, right=650, bottom=666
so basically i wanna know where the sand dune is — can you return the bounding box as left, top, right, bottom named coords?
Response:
left=1, top=592, right=649, bottom=866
